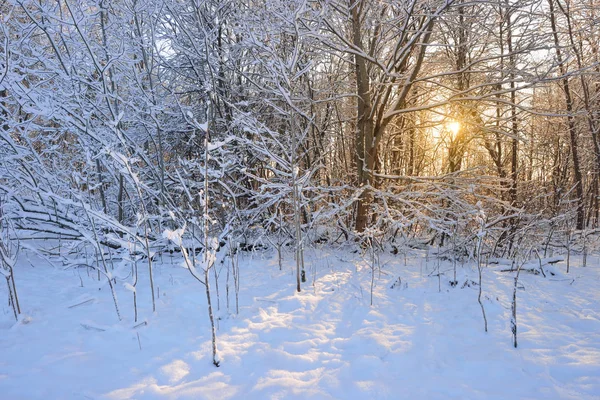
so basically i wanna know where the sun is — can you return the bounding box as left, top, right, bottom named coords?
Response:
left=448, top=121, right=461, bottom=137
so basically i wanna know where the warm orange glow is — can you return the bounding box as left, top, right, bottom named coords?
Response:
left=448, top=121, right=461, bottom=137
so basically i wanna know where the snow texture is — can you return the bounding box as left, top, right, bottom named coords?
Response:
left=0, top=249, right=599, bottom=399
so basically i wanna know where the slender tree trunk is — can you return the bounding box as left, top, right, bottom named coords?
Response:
left=204, top=99, right=219, bottom=366
left=293, top=172, right=304, bottom=292
left=9, top=267, right=20, bottom=317
left=548, top=0, right=585, bottom=230
left=556, top=0, right=600, bottom=226
left=6, top=277, right=18, bottom=321
left=351, top=2, right=375, bottom=233
left=117, top=174, right=125, bottom=225
left=511, top=261, right=523, bottom=348
left=204, top=265, right=219, bottom=366
left=95, top=159, right=108, bottom=215
left=506, top=1, right=518, bottom=208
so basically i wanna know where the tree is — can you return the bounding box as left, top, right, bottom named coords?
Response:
left=319, top=0, right=457, bottom=232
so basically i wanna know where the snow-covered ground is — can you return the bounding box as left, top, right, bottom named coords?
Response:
left=1, top=247, right=599, bottom=399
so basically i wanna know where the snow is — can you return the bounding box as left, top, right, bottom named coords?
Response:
left=1, top=248, right=599, bottom=399
left=123, top=283, right=136, bottom=293
left=207, top=137, right=235, bottom=151
left=162, top=228, right=185, bottom=247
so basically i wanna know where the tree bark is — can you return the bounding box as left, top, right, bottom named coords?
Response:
left=548, top=0, right=585, bottom=230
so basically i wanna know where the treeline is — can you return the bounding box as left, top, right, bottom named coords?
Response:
left=1, top=0, right=599, bottom=280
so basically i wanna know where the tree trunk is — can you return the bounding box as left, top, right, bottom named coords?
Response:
left=351, top=2, right=375, bottom=233
left=548, top=0, right=585, bottom=230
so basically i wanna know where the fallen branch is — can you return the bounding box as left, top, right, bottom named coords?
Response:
left=132, top=321, right=147, bottom=329
left=68, top=298, right=95, bottom=309
left=80, top=323, right=106, bottom=332
left=500, top=268, right=541, bottom=275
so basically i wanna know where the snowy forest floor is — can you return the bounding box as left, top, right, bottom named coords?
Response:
left=1, top=246, right=599, bottom=399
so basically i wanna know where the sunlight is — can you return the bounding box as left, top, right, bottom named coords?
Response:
left=448, top=121, right=461, bottom=137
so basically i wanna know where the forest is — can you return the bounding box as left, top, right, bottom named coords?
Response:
left=1, top=0, right=600, bottom=398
